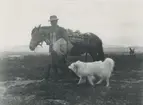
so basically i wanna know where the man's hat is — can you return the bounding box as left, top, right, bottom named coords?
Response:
left=49, top=15, right=59, bottom=21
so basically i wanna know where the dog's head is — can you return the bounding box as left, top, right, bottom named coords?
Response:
left=68, top=60, right=81, bottom=73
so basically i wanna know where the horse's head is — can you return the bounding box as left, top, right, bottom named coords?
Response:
left=29, top=25, right=45, bottom=51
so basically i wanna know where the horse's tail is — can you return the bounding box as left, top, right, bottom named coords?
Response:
left=97, top=41, right=105, bottom=61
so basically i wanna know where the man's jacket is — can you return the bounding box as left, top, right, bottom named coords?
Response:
left=49, top=25, right=69, bottom=43
left=47, top=25, right=71, bottom=53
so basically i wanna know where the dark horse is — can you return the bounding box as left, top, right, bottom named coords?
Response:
left=29, top=25, right=105, bottom=79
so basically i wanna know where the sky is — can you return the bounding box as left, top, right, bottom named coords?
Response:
left=1, top=0, right=143, bottom=51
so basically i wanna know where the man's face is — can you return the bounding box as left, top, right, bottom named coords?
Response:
left=50, top=20, right=58, bottom=26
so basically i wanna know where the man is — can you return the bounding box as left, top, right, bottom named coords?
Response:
left=48, top=15, right=72, bottom=80
left=48, top=15, right=69, bottom=51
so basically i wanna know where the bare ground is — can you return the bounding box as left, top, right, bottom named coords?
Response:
left=0, top=53, right=143, bottom=105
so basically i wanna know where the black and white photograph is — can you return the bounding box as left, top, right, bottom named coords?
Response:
left=0, top=0, right=143, bottom=105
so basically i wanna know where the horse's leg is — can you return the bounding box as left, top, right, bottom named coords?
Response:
left=89, top=49, right=98, bottom=61
left=89, top=44, right=105, bottom=62
left=96, top=43, right=105, bottom=61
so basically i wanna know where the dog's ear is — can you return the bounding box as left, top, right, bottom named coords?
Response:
left=73, top=63, right=79, bottom=73
left=76, top=60, right=81, bottom=63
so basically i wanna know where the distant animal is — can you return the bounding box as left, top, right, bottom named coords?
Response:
left=68, top=58, right=115, bottom=87
left=129, top=47, right=135, bottom=55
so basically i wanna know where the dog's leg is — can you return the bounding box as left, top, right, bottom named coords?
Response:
left=96, top=78, right=103, bottom=85
left=87, top=76, right=95, bottom=86
left=106, top=78, right=109, bottom=87
left=82, top=77, right=87, bottom=84
left=77, top=76, right=86, bottom=85
left=77, top=77, right=83, bottom=85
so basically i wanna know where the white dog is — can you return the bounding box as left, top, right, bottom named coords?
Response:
left=68, top=58, right=115, bottom=87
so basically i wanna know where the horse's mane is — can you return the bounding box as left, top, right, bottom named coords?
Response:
left=31, top=25, right=51, bottom=35
left=31, top=27, right=37, bottom=35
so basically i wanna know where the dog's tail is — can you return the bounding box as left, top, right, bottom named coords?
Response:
left=104, top=58, right=115, bottom=72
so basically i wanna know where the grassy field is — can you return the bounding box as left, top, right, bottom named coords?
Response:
left=0, top=52, right=143, bottom=105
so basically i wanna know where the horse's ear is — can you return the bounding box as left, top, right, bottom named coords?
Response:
left=38, top=24, right=41, bottom=28
left=37, top=24, right=41, bottom=30
left=31, top=26, right=36, bottom=35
